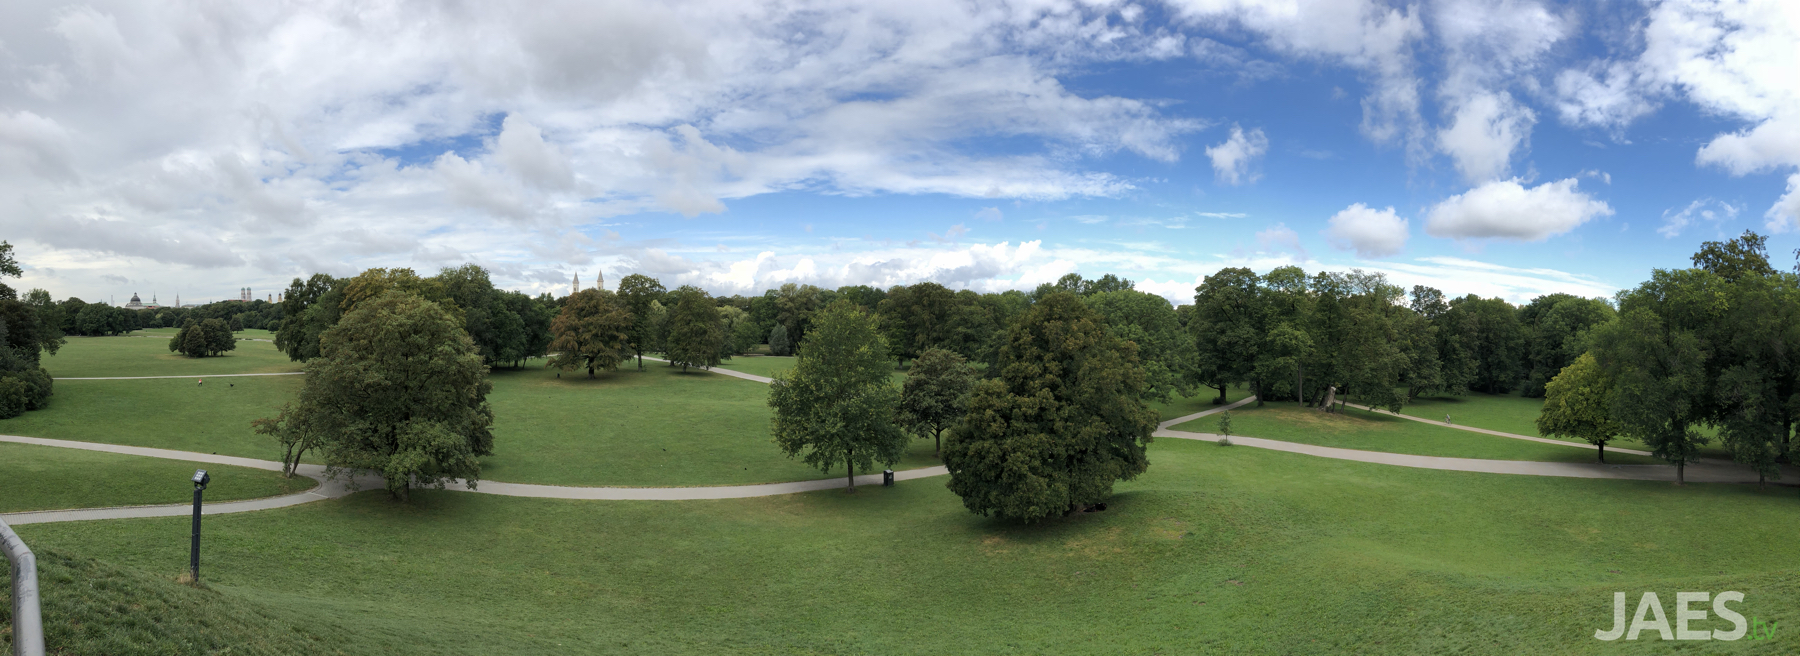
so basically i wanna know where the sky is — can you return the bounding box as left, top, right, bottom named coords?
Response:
left=3, top=0, right=1798, bottom=307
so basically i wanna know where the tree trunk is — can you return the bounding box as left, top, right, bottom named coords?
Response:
left=1254, top=377, right=1264, bottom=407
left=846, top=447, right=856, bottom=492
left=1597, top=442, right=1605, bottom=464
left=1676, top=461, right=1685, bottom=486
left=934, top=430, right=942, bottom=459
left=1296, top=367, right=1304, bottom=406
left=1214, top=385, right=1227, bottom=405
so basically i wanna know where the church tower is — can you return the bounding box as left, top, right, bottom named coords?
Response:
left=596, top=270, right=604, bottom=291
left=571, top=271, right=579, bottom=296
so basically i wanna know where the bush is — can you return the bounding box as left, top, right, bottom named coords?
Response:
left=0, top=376, right=28, bottom=418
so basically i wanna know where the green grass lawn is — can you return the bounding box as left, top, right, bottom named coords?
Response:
left=482, top=365, right=940, bottom=486
left=3, top=365, right=940, bottom=487
left=13, top=438, right=1799, bottom=655
left=43, top=333, right=301, bottom=378
left=713, top=355, right=797, bottom=379
left=1147, top=384, right=1252, bottom=423
left=0, top=376, right=302, bottom=461
left=0, top=441, right=314, bottom=513
left=1176, top=402, right=1665, bottom=465
left=1394, top=390, right=1736, bottom=461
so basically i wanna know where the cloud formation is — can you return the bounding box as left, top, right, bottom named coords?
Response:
left=1325, top=204, right=1409, bottom=258
left=1425, top=178, right=1613, bottom=242
left=1206, top=125, right=1269, bottom=185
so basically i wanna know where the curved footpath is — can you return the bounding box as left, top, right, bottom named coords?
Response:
left=9, top=378, right=1792, bottom=526
left=1161, top=398, right=1798, bottom=484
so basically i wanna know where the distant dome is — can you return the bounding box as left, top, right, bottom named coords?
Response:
left=130, top=293, right=141, bottom=303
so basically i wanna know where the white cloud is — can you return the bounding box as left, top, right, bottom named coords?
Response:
left=1767, top=173, right=1800, bottom=233
left=1425, top=178, right=1613, bottom=241
left=1658, top=198, right=1740, bottom=238
left=1553, top=62, right=1657, bottom=128
left=1352, top=255, right=1617, bottom=303
left=1324, top=204, right=1408, bottom=257
left=975, top=207, right=1003, bottom=221
left=1435, top=91, right=1534, bottom=183
left=1205, top=125, right=1269, bottom=185
left=1165, top=0, right=1427, bottom=155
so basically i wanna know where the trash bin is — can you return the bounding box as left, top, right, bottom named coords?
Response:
left=882, top=469, right=895, bottom=487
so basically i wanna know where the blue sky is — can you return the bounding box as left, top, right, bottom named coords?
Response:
left=3, top=0, right=1797, bottom=305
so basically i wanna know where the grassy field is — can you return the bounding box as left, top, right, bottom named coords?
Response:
left=12, top=438, right=1799, bottom=655
left=0, top=441, right=315, bottom=513
left=482, top=365, right=940, bottom=487
left=713, top=355, right=797, bottom=379
left=1394, top=391, right=1736, bottom=460
left=0, top=376, right=303, bottom=461
left=1176, top=403, right=1665, bottom=465
left=43, top=333, right=301, bottom=378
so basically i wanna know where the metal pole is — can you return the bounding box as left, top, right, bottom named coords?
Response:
left=1, top=517, right=46, bottom=656
left=189, top=487, right=202, bottom=582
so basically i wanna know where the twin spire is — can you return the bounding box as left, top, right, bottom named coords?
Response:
left=570, top=269, right=605, bottom=296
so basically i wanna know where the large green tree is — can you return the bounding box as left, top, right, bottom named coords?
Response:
left=896, top=347, right=979, bottom=457
left=943, top=293, right=1157, bottom=522
left=1087, top=288, right=1195, bottom=403
left=1590, top=269, right=1723, bottom=484
left=274, top=274, right=343, bottom=362
left=616, top=273, right=666, bottom=370
left=664, top=286, right=723, bottom=372
left=1191, top=268, right=1264, bottom=404
left=546, top=289, right=634, bottom=377
left=769, top=299, right=906, bottom=491
left=878, top=282, right=954, bottom=361
left=1537, top=353, right=1621, bottom=463
left=256, top=291, right=493, bottom=500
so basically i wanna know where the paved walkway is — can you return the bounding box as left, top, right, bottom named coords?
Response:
left=0, top=433, right=944, bottom=525
left=640, top=355, right=775, bottom=383
left=12, top=375, right=1792, bottom=526
left=1337, top=401, right=1658, bottom=458
left=56, top=372, right=304, bottom=381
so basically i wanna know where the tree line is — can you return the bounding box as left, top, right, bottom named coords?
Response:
left=1539, top=231, right=1800, bottom=485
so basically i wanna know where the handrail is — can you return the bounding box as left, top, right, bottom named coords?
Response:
left=1, top=518, right=45, bottom=656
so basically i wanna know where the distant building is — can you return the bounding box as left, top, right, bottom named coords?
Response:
left=123, top=293, right=165, bottom=311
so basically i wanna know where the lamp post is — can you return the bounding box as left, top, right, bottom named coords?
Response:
left=190, top=469, right=209, bottom=582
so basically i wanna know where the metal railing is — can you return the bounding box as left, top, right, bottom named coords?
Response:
left=1, top=518, right=44, bottom=656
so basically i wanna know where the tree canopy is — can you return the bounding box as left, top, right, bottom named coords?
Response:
left=943, top=293, right=1157, bottom=522
left=896, top=347, right=979, bottom=458
left=258, top=290, right=494, bottom=500
left=768, top=299, right=905, bottom=491
left=546, top=289, right=633, bottom=377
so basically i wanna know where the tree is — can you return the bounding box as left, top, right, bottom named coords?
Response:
left=202, top=318, right=236, bottom=355
left=228, top=315, right=244, bottom=332
left=772, top=283, right=824, bottom=345
left=878, top=282, right=954, bottom=361
left=339, top=267, right=448, bottom=315
left=1087, top=289, right=1195, bottom=403
left=896, top=348, right=978, bottom=457
left=275, top=274, right=342, bottom=362
left=769, top=323, right=792, bottom=356
left=256, top=291, right=493, bottom=501
left=943, top=293, right=1157, bottom=522
left=1590, top=269, right=1723, bottom=484
left=1191, top=268, right=1264, bottom=404
left=1691, top=230, right=1774, bottom=283
left=616, top=274, right=667, bottom=370
left=1537, top=353, right=1622, bottom=463
left=546, top=289, right=633, bottom=377
left=0, top=241, right=20, bottom=301
left=1518, top=294, right=1615, bottom=397
left=0, top=311, right=54, bottom=418
left=665, top=286, right=723, bottom=372
left=769, top=299, right=906, bottom=491
left=718, top=305, right=751, bottom=357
